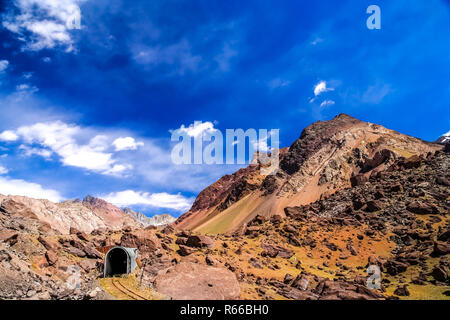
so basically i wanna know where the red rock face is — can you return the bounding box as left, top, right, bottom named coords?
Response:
left=153, top=262, right=241, bottom=300
left=280, top=113, right=364, bottom=175
left=83, top=195, right=141, bottom=229
left=120, top=229, right=161, bottom=256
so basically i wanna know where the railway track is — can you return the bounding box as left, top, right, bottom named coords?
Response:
left=108, top=277, right=150, bottom=300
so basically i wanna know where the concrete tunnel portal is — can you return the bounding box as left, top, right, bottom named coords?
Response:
left=104, top=246, right=139, bottom=277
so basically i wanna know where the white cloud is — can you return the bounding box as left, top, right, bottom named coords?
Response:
left=0, top=166, right=8, bottom=175
left=0, top=130, right=19, bottom=141
left=0, top=121, right=135, bottom=176
left=16, top=83, right=39, bottom=93
left=215, top=43, right=238, bottom=72
left=268, top=78, right=291, bottom=89
left=173, top=121, right=217, bottom=138
left=100, top=190, right=194, bottom=211
left=88, top=135, right=109, bottom=151
left=311, top=38, right=323, bottom=45
left=22, top=72, right=33, bottom=79
left=133, top=39, right=202, bottom=74
left=103, top=164, right=133, bottom=175
left=2, top=0, right=85, bottom=51
left=113, top=137, right=144, bottom=151
left=320, top=100, right=335, bottom=107
left=361, top=84, right=391, bottom=104
left=0, top=176, right=63, bottom=202
left=19, top=145, right=52, bottom=158
left=314, top=80, right=334, bottom=96
left=0, top=60, right=9, bottom=72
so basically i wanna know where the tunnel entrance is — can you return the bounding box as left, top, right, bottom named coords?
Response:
left=104, top=247, right=129, bottom=277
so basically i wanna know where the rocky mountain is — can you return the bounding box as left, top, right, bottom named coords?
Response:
left=0, top=194, right=142, bottom=235
left=123, top=208, right=176, bottom=227
left=175, top=114, right=443, bottom=234
left=0, top=114, right=448, bottom=300
left=0, top=148, right=448, bottom=300
left=436, top=131, right=450, bottom=144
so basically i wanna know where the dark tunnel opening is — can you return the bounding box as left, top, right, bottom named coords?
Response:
left=105, top=248, right=128, bottom=277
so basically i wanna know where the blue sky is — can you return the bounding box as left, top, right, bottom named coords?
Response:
left=0, top=0, right=448, bottom=217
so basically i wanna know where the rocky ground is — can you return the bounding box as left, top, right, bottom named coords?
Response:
left=0, top=148, right=448, bottom=300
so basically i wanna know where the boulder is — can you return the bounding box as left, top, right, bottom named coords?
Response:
left=436, top=176, right=450, bottom=186
left=153, top=262, right=240, bottom=300
left=431, top=266, right=448, bottom=282
left=248, top=215, right=266, bottom=226
left=45, top=250, right=58, bottom=265
left=76, top=232, right=89, bottom=241
left=291, top=274, right=310, bottom=290
left=175, top=237, right=188, bottom=245
left=205, top=255, right=217, bottom=266
left=350, top=174, right=368, bottom=187
left=120, top=229, right=161, bottom=255
left=433, top=241, right=450, bottom=256
left=37, top=236, right=58, bottom=250
left=384, top=260, right=408, bottom=276
left=79, top=259, right=98, bottom=272
left=69, top=227, right=81, bottom=235
left=283, top=225, right=297, bottom=234
left=402, top=155, right=422, bottom=169
left=185, top=235, right=215, bottom=248
left=364, top=200, right=383, bottom=212
left=0, top=228, right=18, bottom=245
left=394, top=285, right=410, bottom=296
left=261, top=243, right=294, bottom=259
left=177, top=245, right=196, bottom=256
left=437, top=229, right=450, bottom=242
left=279, top=287, right=318, bottom=300
left=67, top=247, right=86, bottom=258
left=314, top=279, right=383, bottom=300
left=406, top=201, right=438, bottom=215
left=283, top=273, right=294, bottom=284
left=245, top=226, right=260, bottom=236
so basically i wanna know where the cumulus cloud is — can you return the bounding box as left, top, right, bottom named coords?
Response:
left=113, top=137, right=144, bottom=151
left=19, top=145, right=52, bottom=158
left=0, top=121, right=138, bottom=176
left=0, top=130, right=19, bottom=141
left=313, top=80, right=334, bottom=96
left=100, top=190, right=194, bottom=211
left=2, top=0, right=85, bottom=51
left=0, top=60, right=9, bottom=73
left=173, top=121, right=218, bottom=138
left=320, top=100, right=335, bottom=107
left=0, top=176, right=63, bottom=202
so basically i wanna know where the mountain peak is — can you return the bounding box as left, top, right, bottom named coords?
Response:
left=175, top=115, right=443, bottom=234
left=436, top=130, right=450, bottom=144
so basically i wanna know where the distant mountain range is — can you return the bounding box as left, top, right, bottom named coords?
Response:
left=123, top=208, right=176, bottom=227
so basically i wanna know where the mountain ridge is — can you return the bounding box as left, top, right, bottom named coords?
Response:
left=174, top=114, right=443, bottom=234
left=123, top=207, right=176, bottom=227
